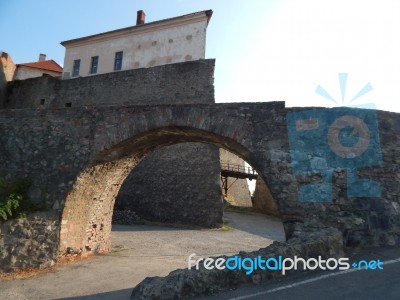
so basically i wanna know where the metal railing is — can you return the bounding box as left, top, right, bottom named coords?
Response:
left=220, top=161, right=257, bottom=176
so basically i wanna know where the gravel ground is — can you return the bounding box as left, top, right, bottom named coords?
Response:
left=0, top=211, right=285, bottom=300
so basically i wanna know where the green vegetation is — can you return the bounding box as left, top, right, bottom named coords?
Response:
left=0, top=177, right=46, bottom=221
left=0, top=193, right=20, bottom=221
left=219, top=218, right=232, bottom=231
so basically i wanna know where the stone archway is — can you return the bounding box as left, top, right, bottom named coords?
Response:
left=2, top=102, right=399, bottom=272
left=59, top=126, right=284, bottom=256
left=114, top=142, right=222, bottom=227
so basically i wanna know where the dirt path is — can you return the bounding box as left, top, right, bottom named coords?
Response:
left=0, top=211, right=285, bottom=300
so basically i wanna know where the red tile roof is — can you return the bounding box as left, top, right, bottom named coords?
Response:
left=18, top=60, right=63, bottom=73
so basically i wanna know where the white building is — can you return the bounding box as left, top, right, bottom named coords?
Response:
left=60, top=10, right=213, bottom=79
left=14, top=54, right=63, bottom=80
left=0, top=52, right=62, bottom=81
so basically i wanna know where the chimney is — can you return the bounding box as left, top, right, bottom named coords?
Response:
left=136, top=10, right=146, bottom=25
left=39, top=53, right=46, bottom=61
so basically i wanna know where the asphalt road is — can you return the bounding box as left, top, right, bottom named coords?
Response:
left=199, top=246, right=400, bottom=300
left=0, top=210, right=285, bottom=300
left=2, top=211, right=398, bottom=300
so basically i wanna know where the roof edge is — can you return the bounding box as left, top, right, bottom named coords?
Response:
left=17, top=60, right=63, bottom=73
left=61, top=9, right=213, bottom=47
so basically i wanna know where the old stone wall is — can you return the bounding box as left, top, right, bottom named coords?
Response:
left=115, top=143, right=222, bottom=227
left=5, top=59, right=215, bottom=109
left=0, top=102, right=398, bottom=272
left=0, top=60, right=222, bottom=271
left=0, top=212, right=59, bottom=271
left=0, top=102, right=288, bottom=267
left=252, top=178, right=280, bottom=216
left=130, top=227, right=344, bottom=299
left=4, top=58, right=222, bottom=226
left=0, top=67, right=5, bottom=108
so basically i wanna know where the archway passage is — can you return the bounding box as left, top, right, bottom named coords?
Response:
left=59, top=125, right=286, bottom=256
left=113, top=142, right=222, bottom=228
left=113, top=145, right=281, bottom=228
left=219, top=149, right=281, bottom=217
left=2, top=102, right=396, bottom=266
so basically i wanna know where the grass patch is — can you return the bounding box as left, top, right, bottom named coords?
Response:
left=221, top=223, right=232, bottom=231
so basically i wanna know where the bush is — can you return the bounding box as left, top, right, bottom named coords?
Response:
left=0, top=177, right=45, bottom=221
left=0, top=193, right=20, bottom=221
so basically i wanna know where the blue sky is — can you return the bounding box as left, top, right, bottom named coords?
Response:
left=2, top=0, right=400, bottom=112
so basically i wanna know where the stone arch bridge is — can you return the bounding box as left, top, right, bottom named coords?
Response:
left=0, top=102, right=399, bottom=270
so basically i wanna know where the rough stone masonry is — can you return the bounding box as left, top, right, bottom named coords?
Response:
left=0, top=59, right=399, bottom=272
left=3, top=59, right=222, bottom=225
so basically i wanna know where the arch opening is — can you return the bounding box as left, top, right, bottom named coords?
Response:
left=218, top=149, right=280, bottom=217
left=59, top=126, right=284, bottom=256
left=114, top=141, right=223, bottom=227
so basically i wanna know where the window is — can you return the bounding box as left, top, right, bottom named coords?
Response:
left=114, top=51, right=123, bottom=71
left=90, top=56, right=99, bottom=74
left=72, top=59, right=80, bottom=77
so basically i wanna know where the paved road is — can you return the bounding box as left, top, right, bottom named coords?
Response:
left=199, top=246, right=400, bottom=300
left=0, top=210, right=285, bottom=300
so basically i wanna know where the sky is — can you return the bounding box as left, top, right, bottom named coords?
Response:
left=2, top=0, right=400, bottom=113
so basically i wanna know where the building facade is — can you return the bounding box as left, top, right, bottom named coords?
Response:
left=0, top=52, right=62, bottom=81
left=14, top=54, right=63, bottom=80
left=61, top=10, right=212, bottom=79
left=0, top=52, right=60, bottom=107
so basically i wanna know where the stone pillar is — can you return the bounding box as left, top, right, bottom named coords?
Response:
left=252, top=178, right=280, bottom=217
left=0, top=52, right=16, bottom=108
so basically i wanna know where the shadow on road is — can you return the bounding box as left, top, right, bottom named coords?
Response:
left=57, top=288, right=132, bottom=300
left=112, top=210, right=286, bottom=243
